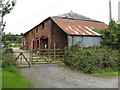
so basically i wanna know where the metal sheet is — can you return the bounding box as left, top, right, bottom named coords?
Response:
left=52, top=18, right=107, bottom=36
left=68, top=36, right=102, bottom=47
left=68, top=36, right=72, bottom=46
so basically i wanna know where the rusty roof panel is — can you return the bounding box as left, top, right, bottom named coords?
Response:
left=52, top=18, right=107, bottom=36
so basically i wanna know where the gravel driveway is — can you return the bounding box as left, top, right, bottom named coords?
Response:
left=13, top=48, right=118, bottom=88
left=19, top=64, right=118, bottom=88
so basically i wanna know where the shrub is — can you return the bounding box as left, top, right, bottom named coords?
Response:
left=102, top=21, right=120, bottom=49
left=5, top=48, right=13, bottom=53
left=2, top=53, right=16, bottom=68
left=64, top=45, right=118, bottom=73
left=3, top=65, right=18, bottom=73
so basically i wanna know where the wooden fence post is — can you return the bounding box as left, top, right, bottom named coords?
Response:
left=53, top=43, right=56, bottom=60
left=20, top=53, right=22, bottom=64
left=29, top=50, right=33, bottom=65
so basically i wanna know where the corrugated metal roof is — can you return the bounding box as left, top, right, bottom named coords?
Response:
left=52, top=11, right=101, bottom=22
left=52, top=17, right=107, bottom=36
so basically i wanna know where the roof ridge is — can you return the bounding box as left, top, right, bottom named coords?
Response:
left=52, top=11, right=101, bottom=22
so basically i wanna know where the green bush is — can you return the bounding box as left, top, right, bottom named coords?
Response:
left=2, top=53, right=16, bottom=68
left=102, top=21, right=120, bottom=49
left=64, top=45, right=118, bottom=73
left=3, top=65, right=18, bottom=73
left=5, top=48, right=13, bottom=53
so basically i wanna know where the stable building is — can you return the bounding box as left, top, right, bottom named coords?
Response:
left=22, top=11, right=107, bottom=50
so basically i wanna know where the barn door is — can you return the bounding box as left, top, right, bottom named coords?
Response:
left=33, top=38, right=40, bottom=49
left=40, top=36, right=48, bottom=49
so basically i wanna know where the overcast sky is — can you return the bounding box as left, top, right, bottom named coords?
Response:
left=4, top=0, right=119, bottom=34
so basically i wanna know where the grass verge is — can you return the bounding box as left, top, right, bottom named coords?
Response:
left=92, top=70, right=118, bottom=77
left=60, top=64, right=118, bottom=77
left=2, top=66, right=32, bottom=88
left=59, top=64, right=71, bottom=69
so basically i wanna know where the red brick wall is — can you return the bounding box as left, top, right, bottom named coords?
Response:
left=23, top=18, right=52, bottom=50
left=22, top=33, right=31, bottom=50
left=22, top=18, right=68, bottom=50
left=51, top=20, right=68, bottom=49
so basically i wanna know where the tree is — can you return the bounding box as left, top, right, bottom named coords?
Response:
left=0, top=0, right=16, bottom=34
left=102, top=20, right=120, bottom=49
left=0, top=0, right=16, bottom=64
left=2, top=34, right=22, bottom=44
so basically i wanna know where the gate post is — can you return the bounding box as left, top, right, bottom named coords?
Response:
left=53, top=43, right=56, bottom=60
left=29, top=50, right=33, bottom=65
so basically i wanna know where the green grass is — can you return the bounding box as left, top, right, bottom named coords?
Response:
left=11, top=43, right=22, bottom=48
left=2, top=66, right=32, bottom=88
left=0, top=68, right=2, bottom=89
left=92, top=70, right=118, bottom=77
left=59, top=64, right=71, bottom=69
left=60, top=65, right=119, bottom=77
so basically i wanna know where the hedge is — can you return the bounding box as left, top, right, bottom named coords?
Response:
left=64, top=46, right=119, bottom=73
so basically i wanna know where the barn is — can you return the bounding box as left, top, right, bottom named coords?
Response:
left=22, top=11, right=107, bottom=50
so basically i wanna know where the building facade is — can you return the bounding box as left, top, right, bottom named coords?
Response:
left=22, top=12, right=107, bottom=50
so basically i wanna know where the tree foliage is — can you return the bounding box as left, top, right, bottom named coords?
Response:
left=0, top=0, right=16, bottom=61
left=2, top=33, right=22, bottom=48
left=102, top=20, right=120, bottom=49
left=0, top=0, right=16, bottom=17
left=0, top=0, right=16, bottom=34
left=2, top=34, right=21, bottom=42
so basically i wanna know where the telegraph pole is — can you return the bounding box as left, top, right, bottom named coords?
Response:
left=118, top=1, right=120, bottom=24
left=109, top=0, right=112, bottom=21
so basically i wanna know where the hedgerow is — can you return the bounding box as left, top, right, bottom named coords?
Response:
left=64, top=46, right=119, bottom=73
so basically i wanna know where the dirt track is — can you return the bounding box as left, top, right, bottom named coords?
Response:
left=19, top=64, right=118, bottom=88
left=13, top=48, right=119, bottom=88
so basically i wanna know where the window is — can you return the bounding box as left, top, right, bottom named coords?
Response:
left=42, top=23, right=44, bottom=29
left=36, top=27, right=38, bottom=32
left=37, top=40, right=39, bottom=48
left=34, top=32, right=35, bottom=37
left=31, top=31, right=33, bottom=34
left=31, top=30, right=35, bottom=37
